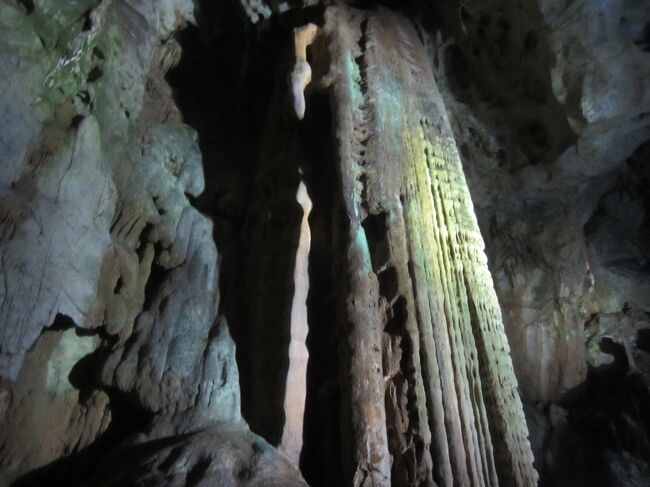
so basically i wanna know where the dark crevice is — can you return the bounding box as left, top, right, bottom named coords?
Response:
left=597, top=337, right=629, bottom=376
left=300, top=92, right=343, bottom=487
left=47, top=313, right=76, bottom=331
left=356, top=18, right=370, bottom=94
left=81, top=9, right=93, bottom=31
left=378, top=266, right=399, bottom=302
left=166, top=8, right=344, bottom=484
left=86, top=66, right=103, bottom=83
left=142, top=249, right=170, bottom=310
left=361, top=211, right=389, bottom=272
left=186, top=457, right=212, bottom=486
left=18, top=0, right=34, bottom=14
left=385, top=295, right=407, bottom=335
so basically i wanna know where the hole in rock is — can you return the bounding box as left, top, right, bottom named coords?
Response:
left=523, top=30, right=538, bottom=50
left=92, top=47, right=105, bottom=60
left=87, top=66, right=103, bottom=83
left=47, top=313, right=76, bottom=331
left=142, top=241, right=170, bottom=310
left=445, top=44, right=472, bottom=96
left=81, top=9, right=93, bottom=31
left=385, top=295, right=407, bottom=335
left=597, top=337, right=630, bottom=376
left=186, top=457, right=212, bottom=486
left=18, top=0, right=34, bottom=14
left=70, top=114, right=85, bottom=129
left=113, top=276, right=123, bottom=294
left=378, top=266, right=399, bottom=302
left=361, top=211, right=389, bottom=272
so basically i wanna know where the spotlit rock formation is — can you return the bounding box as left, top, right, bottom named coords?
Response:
left=321, top=7, right=535, bottom=485
left=1, top=0, right=649, bottom=487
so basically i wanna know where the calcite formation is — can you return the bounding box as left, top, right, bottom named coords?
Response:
left=291, top=23, right=319, bottom=120
left=322, top=7, right=536, bottom=486
left=2, top=0, right=649, bottom=486
left=238, top=5, right=537, bottom=486
left=428, top=1, right=650, bottom=482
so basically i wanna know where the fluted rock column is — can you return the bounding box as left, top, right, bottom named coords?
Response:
left=320, top=6, right=537, bottom=486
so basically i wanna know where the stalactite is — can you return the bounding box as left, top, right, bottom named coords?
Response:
left=291, top=23, right=319, bottom=120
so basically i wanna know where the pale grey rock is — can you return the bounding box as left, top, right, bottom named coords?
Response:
left=96, top=117, right=241, bottom=432
left=0, top=116, right=116, bottom=380
left=0, top=49, right=42, bottom=188
left=240, top=0, right=272, bottom=23
left=123, top=0, right=196, bottom=36
left=542, top=0, right=650, bottom=127
left=101, top=206, right=242, bottom=432
left=0, top=327, right=111, bottom=485
left=0, top=2, right=304, bottom=485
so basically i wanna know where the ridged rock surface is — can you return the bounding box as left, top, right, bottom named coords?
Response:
left=0, top=1, right=306, bottom=486
left=325, top=7, right=536, bottom=486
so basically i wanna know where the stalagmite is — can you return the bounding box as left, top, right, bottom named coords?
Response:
left=237, top=87, right=316, bottom=467
left=280, top=180, right=313, bottom=463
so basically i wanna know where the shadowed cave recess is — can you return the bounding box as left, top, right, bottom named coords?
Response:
left=1, top=0, right=650, bottom=486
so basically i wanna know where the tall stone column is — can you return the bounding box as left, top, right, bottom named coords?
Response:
left=320, top=6, right=537, bottom=486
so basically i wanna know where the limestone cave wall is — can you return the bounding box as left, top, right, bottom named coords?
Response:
left=0, top=1, right=649, bottom=487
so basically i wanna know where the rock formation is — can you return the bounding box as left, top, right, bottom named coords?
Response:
left=1, top=0, right=649, bottom=486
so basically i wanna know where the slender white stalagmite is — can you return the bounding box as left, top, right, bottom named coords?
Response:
left=280, top=181, right=312, bottom=464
